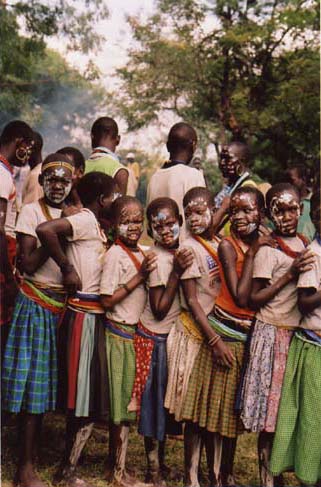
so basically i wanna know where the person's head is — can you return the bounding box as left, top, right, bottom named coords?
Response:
left=91, top=117, right=120, bottom=152
left=28, top=131, right=43, bottom=169
left=310, top=191, right=320, bottom=236
left=183, top=187, right=213, bottom=236
left=0, top=120, right=34, bottom=166
left=39, top=153, right=74, bottom=207
left=192, top=156, right=202, bottom=171
left=229, top=186, right=265, bottom=239
left=57, top=146, right=85, bottom=182
left=111, top=196, right=144, bottom=247
left=126, top=152, right=135, bottom=164
left=166, top=122, right=197, bottom=164
left=76, top=171, right=117, bottom=216
left=219, top=141, right=250, bottom=183
left=285, top=165, right=307, bottom=195
left=147, top=197, right=182, bottom=248
left=266, top=183, right=301, bottom=237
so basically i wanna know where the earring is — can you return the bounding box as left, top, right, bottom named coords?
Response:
left=15, top=147, right=29, bottom=163
left=236, top=164, right=244, bottom=177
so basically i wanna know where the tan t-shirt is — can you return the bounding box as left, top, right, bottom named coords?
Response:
left=140, top=245, right=181, bottom=334
left=66, top=209, right=107, bottom=294
left=100, top=244, right=146, bottom=325
left=0, top=163, right=17, bottom=238
left=298, top=239, right=321, bottom=331
left=180, top=237, right=220, bottom=316
left=254, top=238, right=306, bottom=327
left=147, top=164, right=206, bottom=240
left=15, top=201, right=62, bottom=288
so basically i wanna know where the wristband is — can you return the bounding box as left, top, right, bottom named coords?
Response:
left=208, top=335, right=221, bottom=347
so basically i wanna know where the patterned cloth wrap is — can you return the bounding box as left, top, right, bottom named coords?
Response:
left=270, top=331, right=321, bottom=485
left=164, top=311, right=204, bottom=422
left=181, top=305, right=251, bottom=438
left=129, top=322, right=176, bottom=441
left=105, top=319, right=137, bottom=424
left=57, top=292, right=108, bottom=419
left=2, top=280, right=65, bottom=414
left=240, top=318, right=295, bottom=433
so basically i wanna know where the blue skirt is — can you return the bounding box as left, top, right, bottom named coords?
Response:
left=2, top=292, right=59, bottom=414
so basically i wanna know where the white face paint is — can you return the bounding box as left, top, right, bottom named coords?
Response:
left=186, top=207, right=212, bottom=235
left=118, top=223, right=130, bottom=237
left=151, top=210, right=180, bottom=246
left=43, top=170, right=72, bottom=204
left=270, top=192, right=300, bottom=234
left=112, top=192, right=122, bottom=202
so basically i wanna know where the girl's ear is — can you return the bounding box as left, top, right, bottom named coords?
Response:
left=98, top=194, right=105, bottom=207
left=178, top=215, right=183, bottom=227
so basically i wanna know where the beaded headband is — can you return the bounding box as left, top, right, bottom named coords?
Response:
left=42, top=161, right=74, bottom=173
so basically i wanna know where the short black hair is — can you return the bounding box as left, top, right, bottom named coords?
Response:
left=266, top=183, right=300, bottom=210
left=0, top=120, right=34, bottom=145
left=57, top=146, right=85, bottom=171
left=167, top=122, right=197, bottom=154
left=147, top=197, right=180, bottom=222
left=91, top=117, right=119, bottom=148
left=231, top=186, right=265, bottom=210
left=183, top=186, right=213, bottom=208
left=76, top=172, right=115, bottom=206
left=310, top=190, right=320, bottom=217
left=28, top=131, right=43, bottom=167
left=110, top=195, right=143, bottom=222
left=286, top=164, right=308, bottom=181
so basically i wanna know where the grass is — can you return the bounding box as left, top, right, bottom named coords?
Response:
left=1, top=412, right=299, bottom=487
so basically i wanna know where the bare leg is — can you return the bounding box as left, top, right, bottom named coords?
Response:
left=144, top=437, right=166, bottom=486
left=16, top=413, right=46, bottom=487
left=258, top=432, right=283, bottom=487
left=204, top=431, right=223, bottom=487
left=220, top=436, right=237, bottom=486
left=184, top=422, right=202, bottom=487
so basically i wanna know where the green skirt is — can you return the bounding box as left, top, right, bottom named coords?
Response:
left=105, top=321, right=136, bottom=424
left=181, top=338, right=245, bottom=438
left=270, top=334, right=321, bottom=485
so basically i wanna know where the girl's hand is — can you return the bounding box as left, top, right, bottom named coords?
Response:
left=139, top=252, right=157, bottom=278
left=249, top=235, right=277, bottom=256
left=173, top=248, right=194, bottom=276
left=289, top=249, right=315, bottom=277
left=211, top=339, right=235, bottom=368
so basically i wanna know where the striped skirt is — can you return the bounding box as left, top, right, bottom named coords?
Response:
left=181, top=309, right=250, bottom=438
left=57, top=296, right=108, bottom=419
left=270, top=332, right=321, bottom=485
left=105, top=320, right=137, bottom=424
left=164, top=311, right=204, bottom=422
left=2, top=291, right=60, bottom=414
left=240, top=319, right=293, bottom=433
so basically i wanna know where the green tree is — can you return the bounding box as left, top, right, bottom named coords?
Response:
left=116, top=0, right=320, bottom=182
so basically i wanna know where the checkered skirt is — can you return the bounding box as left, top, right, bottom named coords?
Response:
left=2, top=291, right=59, bottom=414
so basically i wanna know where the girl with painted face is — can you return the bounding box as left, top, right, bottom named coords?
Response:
left=241, top=183, right=315, bottom=487
left=181, top=186, right=273, bottom=487
left=127, top=197, right=193, bottom=486
left=270, top=191, right=321, bottom=486
left=36, top=172, right=117, bottom=487
left=164, top=187, right=224, bottom=487
left=2, top=153, right=73, bottom=487
left=100, top=196, right=157, bottom=487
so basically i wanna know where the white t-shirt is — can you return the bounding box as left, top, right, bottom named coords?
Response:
left=298, top=239, right=321, bottom=331
left=147, top=164, right=206, bottom=239
left=140, top=245, right=181, bottom=334
left=0, top=162, right=17, bottom=238
left=253, top=237, right=306, bottom=327
left=15, top=201, right=62, bottom=288
left=100, top=244, right=146, bottom=325
left=65, top=208, right=107, bottom=294
left=180, top=237, right=221, bottom=316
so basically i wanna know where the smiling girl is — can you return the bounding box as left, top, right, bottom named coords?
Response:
left=2, top=153, right=74, bottom=487
left=241, top=183, right=315, bottom=487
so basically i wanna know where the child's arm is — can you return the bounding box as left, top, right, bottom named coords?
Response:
left=218, top=235, right=275, bottom=308
left=149, top=248, right=193, bottom=321
left=250, top=248, right=315, bottom=310
left=298, top=287, right=321, bottom=315
left=36, top=219, right=82, bottom=293
left=101, top=252, right=157, bottom=310
left=182, top=278, right=235, bottom=368
left=17, top=233, right=50, bottom=275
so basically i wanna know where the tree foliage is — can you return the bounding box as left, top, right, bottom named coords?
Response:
left=117, top=0, right=320, bottom=182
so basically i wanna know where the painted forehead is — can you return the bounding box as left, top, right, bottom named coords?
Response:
left=269, top=190, right=300, bottom=207
left=184, top=196, right=209, bottom=208
left=118, top=203, right=143, bottom=218
left=151, top=207, right=177, bottom=221
left=42, top=166, right=72, bottom=178
left=231, top=192, right=257, bottom=206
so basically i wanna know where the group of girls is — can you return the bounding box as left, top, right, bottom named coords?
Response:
left=2, top=152, right=320, bottom=487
